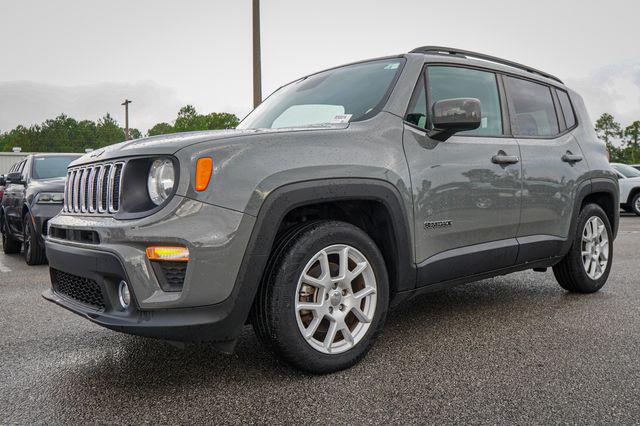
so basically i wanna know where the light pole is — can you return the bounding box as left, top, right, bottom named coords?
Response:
left=252, top=0, right=262, bottom=108
left=121, top=99, right=132, bottom=140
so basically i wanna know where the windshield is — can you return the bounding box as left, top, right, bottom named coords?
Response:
left=32, top=156, right=80, bottom=179
left=238, top=58, right=405, bottom=129
left=612, top=163, right=640, bottom=178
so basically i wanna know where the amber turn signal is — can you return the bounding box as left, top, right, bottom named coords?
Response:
left=146, top=246, right=190, bottom=261
left=195, top=157, right=213, bottom=191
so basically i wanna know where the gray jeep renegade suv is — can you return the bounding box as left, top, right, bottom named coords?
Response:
left=44, top=47, right=619, bottom=373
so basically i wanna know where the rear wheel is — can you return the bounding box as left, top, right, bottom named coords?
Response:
left=553, top=203, right=613, bottom=293
left=1, top=216, right=21, bottom=254
left=253, top=220, right=389, bottom=374
left=630, top=193, right=640, bottom=216
left=23, top=213, right=46, bottom=265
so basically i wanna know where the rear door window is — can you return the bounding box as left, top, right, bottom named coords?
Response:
left=504, top=76, right=559, bottom=137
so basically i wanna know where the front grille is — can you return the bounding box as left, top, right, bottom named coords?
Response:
left=49, top=226, right=100, bottom=244
left=63, top=161, right=125, bottom=215
left=51, top=269, right=106, bottom=310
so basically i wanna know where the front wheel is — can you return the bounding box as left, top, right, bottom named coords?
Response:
left=553, top=203, right=613, bottom=293
left=23, top=213, right=46, bottom=265
left=253, top=220, right=389, bottom=374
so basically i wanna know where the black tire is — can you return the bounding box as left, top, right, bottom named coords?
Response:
left=23, top=213, right=46, bottom=265
left=553, top=203, right=613, bottom=293
left=630, top=193, right=640, bottom=216
left=1, top=216, right=21, bottom=254
left=253, top=220, right=389, bottom=374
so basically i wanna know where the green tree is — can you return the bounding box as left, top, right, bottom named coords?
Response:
left=129, top=128, right=142, bottom=140
left=95, top=113, right=125, bottom=147
left=149, top=105, right=240, bottom=136
left=148, top=122, right=174, bottom=136
left=594, top=113, right=622, bottom=160
left=623, top=121, right=640, bottom=163
left=0, top=112, right=140, bottom=152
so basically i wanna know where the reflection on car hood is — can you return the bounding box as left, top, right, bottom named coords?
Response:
left=30, top=176, right=66, bottom=192
left=70, top=125, right=347, bottom=166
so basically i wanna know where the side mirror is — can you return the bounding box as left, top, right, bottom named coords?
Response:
left=6, top=172, right=24, bottom=185
left=0, top=175, right=5, bottom=186
left=429, top=98, right=482, bottom=141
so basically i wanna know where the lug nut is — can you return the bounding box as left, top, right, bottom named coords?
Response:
left=342, top=289, right=347, bottom=296
left=329, top=306, right=333, bottom=313
left=339, top=304, right=344, bottom=311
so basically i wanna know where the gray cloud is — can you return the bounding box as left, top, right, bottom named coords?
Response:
left=1, top=0, right=639, bottom=136
left=0, top=81, right=184, bottom=134
left=566, top=62, right=640, bottom=127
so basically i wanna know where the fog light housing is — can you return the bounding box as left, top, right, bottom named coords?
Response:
left=118, top=280, right=131, bottom=308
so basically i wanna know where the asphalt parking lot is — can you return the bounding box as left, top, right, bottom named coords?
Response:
left=1, top=216, right=639, bottom=424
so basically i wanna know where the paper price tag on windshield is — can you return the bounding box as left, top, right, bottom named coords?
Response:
left=330, top=114, right=352, bottom=124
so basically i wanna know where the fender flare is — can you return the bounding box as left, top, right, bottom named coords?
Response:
left=213, top=178, right=416, bottom=345
left=590, top=177, right=620, bottom=238
left=561, top=177, right=619, bottom=256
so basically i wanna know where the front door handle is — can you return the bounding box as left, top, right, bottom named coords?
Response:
left=491, top=154, right=520, bottom=165
left=562, top=153, right=583, bottom=163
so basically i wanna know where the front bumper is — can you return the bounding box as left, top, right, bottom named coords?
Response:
left=43, top=238, right=247, bottom=350
left=42, top=196, right=257, bottom=348
left=30, top=203, right=63, bottom=243
left=45, top=196, right=255, bottom=309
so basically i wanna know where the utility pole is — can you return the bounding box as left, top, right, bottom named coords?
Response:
left=252, top=0, right=262, bottom=108
left=121, top=99, right=132, bottom=140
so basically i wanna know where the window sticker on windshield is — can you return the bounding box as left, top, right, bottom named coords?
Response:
left=384, top=63, right=400, bottom=70
left=330, top=114, right=352, bottom=124
left=481, top=117, right=488, bottom=128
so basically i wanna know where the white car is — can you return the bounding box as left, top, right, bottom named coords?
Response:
left=611, top=163, right=640, bottom=215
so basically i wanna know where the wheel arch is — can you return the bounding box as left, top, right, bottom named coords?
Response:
left=570, top=178, right=619, bottom=245
left=216, top=178, right=416, bottom=346
left=626, top=186, right=640, bottom=206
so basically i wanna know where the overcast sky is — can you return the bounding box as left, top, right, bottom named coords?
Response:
left=1, top=0, right=639, bottom=134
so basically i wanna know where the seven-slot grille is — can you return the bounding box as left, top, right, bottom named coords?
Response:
left=63, top=162, right=125, bottom=214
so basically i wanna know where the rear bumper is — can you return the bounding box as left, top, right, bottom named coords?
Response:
left=43, top=240, right=248, bottom=351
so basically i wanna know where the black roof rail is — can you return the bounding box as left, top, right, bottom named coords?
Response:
left=409, top=46, right=563, bottom=84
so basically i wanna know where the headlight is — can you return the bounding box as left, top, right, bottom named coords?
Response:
left=35, top=192, right=64, bottom=204
left=147, top=158, right=175, bottom=205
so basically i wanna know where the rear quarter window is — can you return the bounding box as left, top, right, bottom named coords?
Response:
left=556, top=89, right=577, bottom=129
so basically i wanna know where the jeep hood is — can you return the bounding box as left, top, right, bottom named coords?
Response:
left=70, top=125, right=347, bottom=167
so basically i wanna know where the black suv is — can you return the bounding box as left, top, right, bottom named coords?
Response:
left=1, top=154, right=80, bottom=264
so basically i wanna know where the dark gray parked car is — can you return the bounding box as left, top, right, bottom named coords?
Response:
left=43, top=47, right=619, bottom=373
left=1, top=154, right=80, bottom=265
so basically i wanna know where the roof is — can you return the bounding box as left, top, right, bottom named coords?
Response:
left=410, top=46, right=563, bottom=85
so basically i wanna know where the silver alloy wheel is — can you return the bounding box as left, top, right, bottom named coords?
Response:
left=294, top=244, right=377, bottom=354
left=581, top=216, right=609, bottom=280
left=635, top=196, right=640, bottom=213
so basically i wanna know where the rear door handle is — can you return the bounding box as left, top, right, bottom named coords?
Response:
left=491, top=154, right=520, bottom=165
left=562, top=153, right=583, bottom=163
